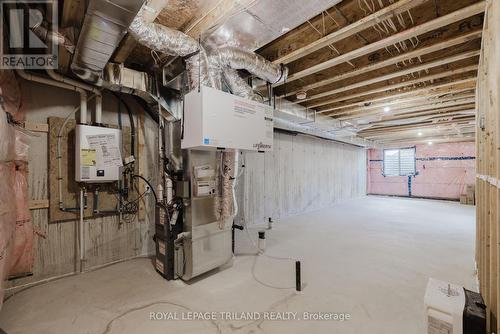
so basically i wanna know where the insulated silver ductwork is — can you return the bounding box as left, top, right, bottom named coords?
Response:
left=71, top=0, right=145, bottom=84
left=222, top=68, right=263, bottom=102
left=129, top=6, right=198, bottom=57
left=215, top=47, right=288, bottom=84
left=185, top=50, right=221, bottom=91
left=129, top=5, right=217, bottom=92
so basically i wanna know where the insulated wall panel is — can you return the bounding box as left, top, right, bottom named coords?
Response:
left=237, top=132, right=366, bottom=225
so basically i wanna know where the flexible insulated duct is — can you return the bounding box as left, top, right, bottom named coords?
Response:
left=222, top=68, right=263, bottom=102
left=129, top=6, right=198, bottom=57
left=215, top=47, right=287, bottom=84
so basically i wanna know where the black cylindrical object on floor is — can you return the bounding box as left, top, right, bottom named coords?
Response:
left=296, top=261, right=301, bottom=292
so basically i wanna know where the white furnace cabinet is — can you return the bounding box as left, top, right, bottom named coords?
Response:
left=181, top=86, right=274, bottom=151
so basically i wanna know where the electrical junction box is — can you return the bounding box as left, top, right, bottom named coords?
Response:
left=75, top=124, right=123, bottom=183
left=181, top=86, right=273, bottom=151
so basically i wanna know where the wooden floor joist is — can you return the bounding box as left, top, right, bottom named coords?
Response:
left=275, top=1, right=486, bottom=86
left=301, top=50, right=480, bottom=104
left=327, top=88, right=475, bottom=115
left=321, top=81, right=476, bottom=113
left=338, top=99, right=476, bottom=120
left=280, top=30, right=482, bottom=98
left=336, top=97, right=476, bottom=120
left=313, top=65, right=478, bottom=110
left=273, top=0, right=430, bottom=65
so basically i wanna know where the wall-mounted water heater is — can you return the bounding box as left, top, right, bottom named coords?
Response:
left=75, top=124, right=122, bottom=183
left=424, top=278, right=486, bottom=334
left=181, top=86, right=273, bottom=151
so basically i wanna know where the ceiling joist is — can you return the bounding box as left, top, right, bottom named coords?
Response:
left=275, top=1, right=485, bottom=87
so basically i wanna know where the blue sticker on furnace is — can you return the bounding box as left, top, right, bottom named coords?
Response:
left=204, top=138, right=210, bottom=144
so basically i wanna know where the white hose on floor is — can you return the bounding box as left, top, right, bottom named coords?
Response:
left=243, top=227, right=302, bottom=290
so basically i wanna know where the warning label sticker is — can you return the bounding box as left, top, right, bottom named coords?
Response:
left=80, top=148, right=97, bottom=166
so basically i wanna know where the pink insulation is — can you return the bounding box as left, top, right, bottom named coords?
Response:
left=0, top=70, right=32, bottom=308
left=0, top=69, right=23, bottom=122
left=367, top=142, right=476, bottom=200
left=0, top=162, right=17, bottom=306
left=9, top=164, right=34, bottom=277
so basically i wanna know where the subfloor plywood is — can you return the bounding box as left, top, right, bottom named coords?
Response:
left=0, top=196, right=476, bottom=334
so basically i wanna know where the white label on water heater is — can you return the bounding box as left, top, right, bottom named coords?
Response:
left=86, top=134, right=123, bottom=168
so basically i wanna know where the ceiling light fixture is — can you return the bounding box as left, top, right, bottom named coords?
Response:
left=296, top=91, right=307, bottom=100
left=428, top=141, right=433, bottom=146
left=384, top=106, right=391, bottom=113
left=418, top=132, right=423, bottom=136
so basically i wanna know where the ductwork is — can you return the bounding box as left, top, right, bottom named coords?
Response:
left=222, top=68, right=264, bottom=102
left=129, top=6, right=198, bottom=57
left=214, top=47, right=288, bottom=84
left=71, top=0, right=145, bottom=84
left=103, top=63, right=179, bottom=120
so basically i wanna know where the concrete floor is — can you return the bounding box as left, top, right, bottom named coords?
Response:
left=0, top=196, right=477, bottom=334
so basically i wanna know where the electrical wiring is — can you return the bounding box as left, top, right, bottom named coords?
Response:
left=132, top=174, right=158, bottom=203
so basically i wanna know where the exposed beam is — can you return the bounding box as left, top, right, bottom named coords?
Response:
left=273, top=0, right=430, bottom=65
left=313, top=65, right=478, bottom=110
left=323, top=85, right=475, bottom=114
left=277, top=30, right=482, bottom=98
left=302, top=49, right=479, bottom=104
left=367, top=106, right=476, bottom=124
left=338, top=100, right=476, bottom=122
left=339, top=99, right=476, bottom=120
left=327, top=88, right=475, bottom=115
left=359, top=117, right=475, bottom=135
left=277, top=1, right=485, bottom=87
left=335, top=94, right=476, bottom=117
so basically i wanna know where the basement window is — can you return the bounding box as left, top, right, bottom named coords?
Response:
left=383, top=147, right=416, bottom=176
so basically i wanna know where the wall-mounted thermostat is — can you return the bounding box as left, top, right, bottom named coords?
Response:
left=75, top=124, right=122, bottom=183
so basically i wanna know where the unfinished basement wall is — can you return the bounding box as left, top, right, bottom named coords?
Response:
left=4, top=81, right=158, bottom=293
left=476, top=0, right=500, bottom=331
left=237, top=132, right=366, bottom=226
left=367, top=142, right=476, bottom=200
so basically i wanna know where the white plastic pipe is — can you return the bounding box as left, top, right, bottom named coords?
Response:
left=95, top=94, right=102, bottom=124
left=232, top=150, right=239, bottom=217
left=80, top=92, right=88, bottom=124
left=79, top=188, right=85, bottom=272
left=46, top=69, right=100, bottom=94
left=166, top=177, right=173, bottom=204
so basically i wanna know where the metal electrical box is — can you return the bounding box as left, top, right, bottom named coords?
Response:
left=75, top=124, right=123, bottom=183
left=181, top=86, right=274, bottom=151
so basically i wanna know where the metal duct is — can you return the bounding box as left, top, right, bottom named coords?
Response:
left=222, top=68, right=263, bottom=102
left=129, top=5, right=198, bottom=57
left=71, top=0, right=145, bottom=83
left=103, top=63, right=180, bottom=120
left=215, top=47, right=287, bottom=84
left=185, top=49, right=220, bottom=91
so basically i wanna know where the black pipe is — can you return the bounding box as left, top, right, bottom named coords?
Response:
left=112, top=92, right=136, bottom=158
left=295, top=261, right=301, bottom=292
left=232, top=222, right=244, bottom=254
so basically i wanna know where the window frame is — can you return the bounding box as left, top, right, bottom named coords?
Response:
left=383, top=146, right=416, bottom=177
